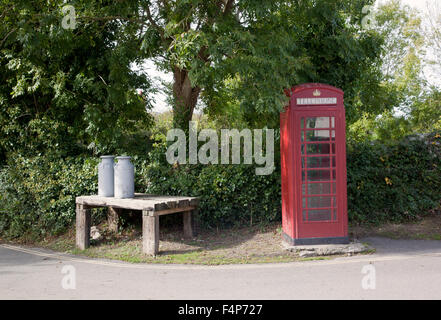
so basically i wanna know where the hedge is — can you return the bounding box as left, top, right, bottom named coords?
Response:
left=0, top=132, right=440, bottom=239
left=0, top=155, right=99, bottom=238
left=346, top=134, right=441, bottom=223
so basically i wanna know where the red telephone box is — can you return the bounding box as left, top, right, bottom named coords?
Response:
left=280, top=83, right=348, bottom=245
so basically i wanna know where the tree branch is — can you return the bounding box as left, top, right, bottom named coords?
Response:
left=0, top=28, right=17, bottom=48
left=79, top=15, right=147, bottom=26
left=145, top=5, right=166, bottom=39
left=223, top=0, right=235, bottom=16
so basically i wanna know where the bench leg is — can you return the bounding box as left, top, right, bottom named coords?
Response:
left=142, top=211, right=159, bottom=256
left=76, top=204, right=91, bottom=250
left=183, top=211, right=193, bottom=239
left=107, top=207, right=122, bottom=233
left=192, top=208, right=200, bottom=237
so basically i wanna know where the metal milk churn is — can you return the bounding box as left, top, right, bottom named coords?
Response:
left=114, top=156, right=135, bottom=199
left=98, top=156, right=115, bottom=197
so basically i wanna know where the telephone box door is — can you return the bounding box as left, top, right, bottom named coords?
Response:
left=294, top=110, right=347, bottom=239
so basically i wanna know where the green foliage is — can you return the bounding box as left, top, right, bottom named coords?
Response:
left=143, top=159, right=281, bottom=228
left=56, top=0, right=385, bottom=128
left=347, top=1, right=440, bottom=144
left=0, top=0, right=153, bottom=158
left=0, top=0, right=440, bottom=239
left=371, top=113, right=413, bottom=142
left=0, top=155, right=98, bottom=238
left=347, top=132, right=441, bottom=224
left=135, top=121, right=281, bottom=227
left=348, top=111, right=414, bottom=143
left=1, top=132, right=440, bottom=238
left=141, top=131, right=441, bottom=228
left=410, top=89, right=441, bottom=132
left=192, top=0, right=386, bottom=127
left=347, top=88, right=441, bottom=143
left=423, top=2, right=441, bottom=85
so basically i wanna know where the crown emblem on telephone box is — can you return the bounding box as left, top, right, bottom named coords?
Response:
left=313, top=89, right=321, bottom=97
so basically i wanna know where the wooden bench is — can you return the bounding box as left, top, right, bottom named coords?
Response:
left=75, top=194, right=199, bottom=256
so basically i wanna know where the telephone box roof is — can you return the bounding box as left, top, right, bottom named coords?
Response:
left=285, top=83, right=344, bottom=97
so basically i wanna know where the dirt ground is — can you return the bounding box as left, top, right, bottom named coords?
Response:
left=39, top=222, right=303, bottom=264
left=4, top=212, right=441, bottom=265
left=350, top=212, right=441, bottom=240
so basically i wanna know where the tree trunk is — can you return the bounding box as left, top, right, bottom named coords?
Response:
left=172, top=67, right=201, bottom=130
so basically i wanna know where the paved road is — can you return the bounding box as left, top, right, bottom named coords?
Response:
left=0, top=237, right=440, bottom=299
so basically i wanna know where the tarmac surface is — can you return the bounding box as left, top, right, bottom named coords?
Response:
left=0, top=237, right=440, bottom=299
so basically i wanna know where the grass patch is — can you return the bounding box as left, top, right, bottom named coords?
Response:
left=299, top=256, right=333, bottom=262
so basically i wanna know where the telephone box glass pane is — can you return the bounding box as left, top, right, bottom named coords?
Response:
left=306, top=170, right=331, bottom=182
left=307, top=196, right=332, bottom=208
left=306, top=144, right=330, bottom=154
left=304, top=209, right=332, bottom=222
left=303, top=130, right=330, bottom=142
left=302, top=183, right=332, bottom=195
left=305, top=157, right=331, bottom=168
left=306, top=117, right=330, bottom=129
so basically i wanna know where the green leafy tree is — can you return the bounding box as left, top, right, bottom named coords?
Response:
left=1, top=0, right=388, bottom=138
left=0, top=0, right=153, bottom=159
left=410, top=89, right=441, bottom=132
left=347, top=0, right=433, bottom=142
left=423, top=1, right=441, bottom=86
left=141, top=0, right=387, bottom=128
left=375, top=0, right=425, bottom=111
left=43, top=0, right=382, bottom=129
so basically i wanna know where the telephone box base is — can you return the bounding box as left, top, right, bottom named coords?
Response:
left=283, top=232, right=349, bottom=246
